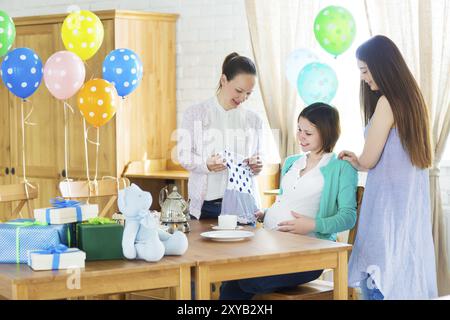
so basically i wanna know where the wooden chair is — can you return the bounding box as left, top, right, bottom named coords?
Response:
left=253, top=186, right=364, bottom=300
left=0, top=182, right=39, bottom=220
left=59, top=178, right=130, bottom=218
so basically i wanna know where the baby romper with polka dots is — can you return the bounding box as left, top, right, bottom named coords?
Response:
left=220, top=150, right=258, bottom=224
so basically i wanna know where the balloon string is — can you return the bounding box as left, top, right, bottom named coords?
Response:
left=20, top=99, right=36, bottom=204
left=82, top=119, right=101, bottom=203
left=102, top=176, right=127, bottom=195
left=85, top=126, right=100, bottom=146
left=23, top=99, right=37, bottom=126
left=62, top=101, right=74, bottom=198
left=94, top=127, right=100, bottom=182
left=83, top=118, right=91, bottom=183
left=63, top=100, right=75, bottom=113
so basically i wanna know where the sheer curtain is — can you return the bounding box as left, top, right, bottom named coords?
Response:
left=245, top=0, right=321, bottom=160
left=365, top=0, right=450, bottom=296
left=245, top=0, right=369, bottom=161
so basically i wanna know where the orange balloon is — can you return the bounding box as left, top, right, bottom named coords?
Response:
left=77, top=79, right=118, bottom=128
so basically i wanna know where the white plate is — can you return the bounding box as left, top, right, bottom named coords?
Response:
left=211, top=225, right=244, bottom=231
left=200, top=230, right=254, bottom=242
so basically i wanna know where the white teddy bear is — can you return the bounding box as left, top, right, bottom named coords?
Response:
left=118, top=183, right=188, bottom=262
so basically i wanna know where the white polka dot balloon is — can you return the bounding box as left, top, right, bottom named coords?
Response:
left=43, top=50, right=86, bottom=100
left=77, top=78, right=118, bottom=128
left=1, top=47, right=43, bottom=99
left=102, top=48, right=143, bottom=97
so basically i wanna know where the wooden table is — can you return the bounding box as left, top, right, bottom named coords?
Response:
left=0, top=220, right=351, bottom=300
left=0, top=258, right=193, bottom=300
left=185, top=220, right=352, bottom=300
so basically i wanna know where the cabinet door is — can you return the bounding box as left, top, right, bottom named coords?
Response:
left=114, top=16, right=177, bottom=171
left=10, top=23, right=62, bottom=209
left=0, top=81, right=13, bottom=219
left=65, top=19, right=117, bottom=179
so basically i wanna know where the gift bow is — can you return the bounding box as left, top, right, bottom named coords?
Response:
left=6, top=220, right=48, bottom=264
left=46, top=197, right=82, bottom=224
left=50, top=198, right=80, bottom=208
left=32, top=244, right=77, bottom=270
left=84, top=217, right=116, bottom=225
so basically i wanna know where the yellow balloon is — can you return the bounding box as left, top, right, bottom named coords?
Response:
left=61, top=10, right=104, bottom=61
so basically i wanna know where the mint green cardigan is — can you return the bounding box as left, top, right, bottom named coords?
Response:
left=279, top=154, right=358, bottom=241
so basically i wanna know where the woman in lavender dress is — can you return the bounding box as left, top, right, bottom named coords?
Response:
left=339, top=35, right=438, bottom=299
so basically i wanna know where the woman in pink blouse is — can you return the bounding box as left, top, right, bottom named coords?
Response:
left=177, top=53, right=264, bottom=220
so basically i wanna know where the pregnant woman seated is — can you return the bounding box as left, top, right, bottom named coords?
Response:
left=220, top=102, right=358, bottom=300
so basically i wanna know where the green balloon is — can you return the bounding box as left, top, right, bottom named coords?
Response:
left=314, top=6, right=356, bottom=57
left=0, top=10, right=16, bottom=57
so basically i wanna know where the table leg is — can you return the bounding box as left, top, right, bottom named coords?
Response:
left=334, top=251, right=348, bottom=300
left=12, top=284, right=28, bottom=300
left=175, top=265, right=192, bottom=300
left=195, top=265, right=211, bottom=300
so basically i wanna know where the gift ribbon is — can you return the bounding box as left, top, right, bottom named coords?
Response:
left=6, top=220, right=48, bottom=264
left=46, top=198, right=82, bottom=224
left=31, top=244, right=76, bottom=270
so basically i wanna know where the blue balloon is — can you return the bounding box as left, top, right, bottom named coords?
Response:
left=102, top=48, right=143, bottom=97
left=297, top=62, right=338, bottom=105
left=1, top=47, right=43, bottom=99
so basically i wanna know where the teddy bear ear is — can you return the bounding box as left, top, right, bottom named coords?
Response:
left=130, top=183, right=142, bottom=192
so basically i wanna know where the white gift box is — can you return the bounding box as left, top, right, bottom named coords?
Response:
left=27, top=248, right=86, bottom=271
left=34, top=204, right=98, bottom=224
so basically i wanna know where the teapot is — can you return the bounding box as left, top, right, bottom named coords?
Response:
left=159, top=185, right=190, bottom=233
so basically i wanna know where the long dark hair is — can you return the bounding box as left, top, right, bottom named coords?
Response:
left=217, top=52, right=256, bottom=90
left=356, top=35, right=432, bottom=169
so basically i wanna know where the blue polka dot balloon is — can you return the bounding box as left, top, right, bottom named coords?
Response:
left=102, top=48, right=143, bottom=97
left=1, top=47, right=43, bottom=99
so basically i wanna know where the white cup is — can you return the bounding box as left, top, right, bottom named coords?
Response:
left=218, top=215, right=237, bottom=229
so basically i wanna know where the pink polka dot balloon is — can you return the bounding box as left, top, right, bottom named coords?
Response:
left=43, top=51, right=85, bottom=100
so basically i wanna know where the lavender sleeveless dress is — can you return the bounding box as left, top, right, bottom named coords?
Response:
left=348, top=128, right=438, bottom=299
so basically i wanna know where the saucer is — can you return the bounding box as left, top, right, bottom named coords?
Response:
left=201, top=230, right=254, bottom=242
left=211, top=225, right=244, bottom=231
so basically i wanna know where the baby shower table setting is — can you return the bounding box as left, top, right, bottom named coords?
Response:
left=0, top=149, right=350, bottom=300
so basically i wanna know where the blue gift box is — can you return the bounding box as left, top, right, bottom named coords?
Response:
left=0, top=219, right=70, bottom=264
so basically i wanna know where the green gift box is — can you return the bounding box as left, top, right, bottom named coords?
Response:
left=76, top=218, right=124, bottom=261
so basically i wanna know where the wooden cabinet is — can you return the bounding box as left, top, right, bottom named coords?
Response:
left=0, top=10, right=178, bottom=219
